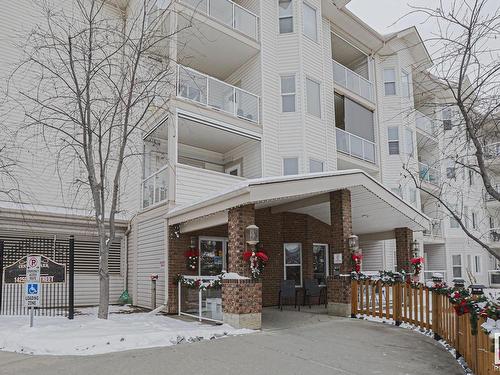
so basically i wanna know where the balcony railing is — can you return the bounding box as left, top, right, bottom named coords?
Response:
left=415, top=111, right=437, bottom=136
left=485, top=142, right=500, bottom=160
left=177, top=65, right=260, bottom=124
left=332, top=60, right=373, bottom=102
left=180, top=0, right=259, bottom=40
left=142, top=165, right=169, bottom=208
left=423, top=219, right=443, bottom=238
left=336, top=128, right=376, bottom=164
left=419, top=162, right=440, bottom=186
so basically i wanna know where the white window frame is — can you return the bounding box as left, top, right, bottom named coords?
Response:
left=302, top=2, right=318, bottom=42
left=280, top=74, right=296, bottom=113
left=474, top=255, right=481, bottom=274
left=306, top=77, right=321, bottom=117
left=383, top=68, right=397, bottom=96
left=388, top=126, right=400, bottom=155
left=312, top=243, right=329, bottom=285
left=309, top=158, right=324, bottom=173
left=284, top=243, right=303, bottom=286
left=278, top=0, right=294, bottom=34
left=452, top=254, right=462, bottom=278
left=401, top=69, right=410, bottom=98
left=283, top=157, right=299, bottom=176
left=225, top=162, right=242, bottom=177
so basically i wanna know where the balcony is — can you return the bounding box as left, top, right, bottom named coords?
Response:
left=332, top=60, right=374, bottom=102
left=424, top=219, right=443, bottom=238
left=180, top=0, right=259, bottom=41
left=415, top=111, right=437, bottom=136
left=177, top=65, right=260, bottom=124
left=485, top=142, right=500, bottom=159
left=419, top=162, right=440, bottom=186
left=336, top=128, right=376, bottom=164
left=142, top=165, right=169, bottom=209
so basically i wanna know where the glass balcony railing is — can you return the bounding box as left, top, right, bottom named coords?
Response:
left=419, top=162, right=440, bottom=186
left=332, top=60, right=373, bottom=102
left=177, top=65, right=260, bottom=123
left=336, top=128, right=376, bottom=164
left=415, top=111, right=437, bottom=136
left=142, top=165, right=169, bottom=208
left=180, top=0, right=259, bottom=40
left=423, top=219, right=443, bottom=238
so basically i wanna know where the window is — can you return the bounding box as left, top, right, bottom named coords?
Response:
left=464, top=206, right=470, bottom=229
left=443, top=107, right=453, bottom=130
left=472, top=211, right=478, bottom=230
left=388, top=127, right=400, bottom=155
left=468, top=170, right=474, bottom=186
left=280, top=75, right=296, bottom=112
left=490, top=216, right=495, bottom=229
left=335, top=93, right=375, bottom=141
left=312, top=244, right=328, bottom=285
left=446, top=160, right=456, bottom=179
left=405, top=128, right=414, bottom=156
left=384, top=68, right=396, bottom=96
left=309, top=159, right=324, bottom=173
left=283, top=157, right=299, bottom=175
left=306, top=78, right=321, bottom=117
left=199, top=237, right=228, bottom=276
left=401, top=70, right=410, bottom=98
left=225, top=163, right=242, bottom=176
left=474, top=255, right=481, bottom=273
left=279, top=0, right=293, bottom=34
left=302, top=2, right=317, bottom=41
left=452, top=255, right=462, bottom=278
left=284, top=243, right=302, bottom=286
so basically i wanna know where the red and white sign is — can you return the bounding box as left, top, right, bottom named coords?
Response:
left=26, top=255, right=41, bottom=283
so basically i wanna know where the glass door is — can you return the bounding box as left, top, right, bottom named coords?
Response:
left=199, top=237, right=228, bottom=276
left=312, top=244, right=329, bottom=285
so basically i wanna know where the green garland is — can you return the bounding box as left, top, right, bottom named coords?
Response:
left=174, top=274, right=222, bottom=290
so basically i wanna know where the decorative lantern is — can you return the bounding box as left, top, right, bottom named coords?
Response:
left=469, top=284, right=485, bottom=295
left=431, top=272, right=444, bottom=283
left=245, top=225, right=259, bottom=245
left=190, top=236, right=197, bottom=249
left=452, top=278, right=466, bottom=289
left=348, top=235, right=359, bottom=251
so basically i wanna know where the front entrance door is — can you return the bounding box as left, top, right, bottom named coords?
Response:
left=312, top=244, right=329, bottom=285
left=199, top=237, right=228, bottom=276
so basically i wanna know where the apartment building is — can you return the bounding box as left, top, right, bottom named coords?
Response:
left=0, top=0, right=497, bottom=325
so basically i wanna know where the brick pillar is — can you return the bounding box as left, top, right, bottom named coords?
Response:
left=224, top=204, right=261, bottom=329
left=395, top=227, right=413, bottom=273
left=328, top=190, right=353, bottom=317
left=227, top=204, right=255, bottom=277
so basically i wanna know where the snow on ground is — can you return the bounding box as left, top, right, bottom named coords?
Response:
left=0, top=305, right=252, bottom=356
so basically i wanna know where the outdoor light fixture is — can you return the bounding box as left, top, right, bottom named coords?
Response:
left=469, top=284, right=485, bottom=295
left=190, top=236, right=197, bottom=249
left=245, top=225, right=259, bottom=245
left=412, top=240, right=419, bottom=257
left=348, top=235, right=359, bottom=251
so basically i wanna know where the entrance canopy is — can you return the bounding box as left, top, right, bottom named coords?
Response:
left=167, top=170, right=430, bottom=236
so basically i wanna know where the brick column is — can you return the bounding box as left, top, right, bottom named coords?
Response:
left=223, top=204, right=261, bottom=329
left=395, top=227, right=413, bottom=273
left=328, top=190, right=353, bottom=317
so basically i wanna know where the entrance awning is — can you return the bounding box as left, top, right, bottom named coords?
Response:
left=166, top=169, right=430, bottom=236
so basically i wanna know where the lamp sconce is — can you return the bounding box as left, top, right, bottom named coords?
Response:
left=348, top=235, right=359, bottom=252
left=245, top=225, right=260, bottom=245
left=190, top=236, right=197, bottom=249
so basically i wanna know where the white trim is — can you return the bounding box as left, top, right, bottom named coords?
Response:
left=278, top=0, right=294, bottom=34
left=305, top=76, right=322, bottom=118
left=280, top=74, right=297, bottom=113
left=284, top=242, right=303, bottom=287
left=302, top=1, right=318, bottom=43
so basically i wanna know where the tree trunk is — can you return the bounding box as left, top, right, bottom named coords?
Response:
left=98, top=234, right=109, bottom=319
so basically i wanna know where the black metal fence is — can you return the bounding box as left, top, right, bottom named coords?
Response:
left=0, top=236, right=74, bottom=318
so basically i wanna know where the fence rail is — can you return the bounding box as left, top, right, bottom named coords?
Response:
left=351, top=280, right=497, bottom=375
left=336, top=128, right=376, bottom=164
left=332, top=60, right=373, bottom=102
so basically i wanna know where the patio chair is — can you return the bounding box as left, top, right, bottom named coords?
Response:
left=304, top=279, right=327, bottom=309
left=278, top=280, right=301, bottom=311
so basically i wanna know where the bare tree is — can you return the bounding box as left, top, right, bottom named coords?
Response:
left=404, top=0, right=500, bottom=262
left=7, top=0, right=184, bottom=318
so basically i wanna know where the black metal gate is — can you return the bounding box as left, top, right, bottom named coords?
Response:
left=0, top=236, right=74, bottom=318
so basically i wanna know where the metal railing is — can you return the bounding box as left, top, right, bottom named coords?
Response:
left=336, top=128, right=376, bottom=164
left=423, top=270, right=447, bottom=282
left=415, top=111, right=437, bottom=136
left=142, top=165, right=169, bottom=208
left=423, top=219, right=443, bottom=238
left=178, top=275, right=223, bottom=323
left=177, top=65, right=260, bottom=124
left=332, top=60, right=373, bottom=102
left=419, top=162, right=440, bottom=186
left=180, top=0, right=259, bottom=40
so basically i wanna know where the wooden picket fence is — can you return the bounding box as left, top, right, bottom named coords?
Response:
left=351, top=280, right=498, bottom=374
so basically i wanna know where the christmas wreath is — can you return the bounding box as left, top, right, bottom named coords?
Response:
left=351, top=253, right=363, bottom=273
left=184, top=249, right=198, bottom=271
left=243, top=250, right=269, bottom=279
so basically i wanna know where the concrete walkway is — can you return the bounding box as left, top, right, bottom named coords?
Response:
left=0, top=308, right=464, bottom=375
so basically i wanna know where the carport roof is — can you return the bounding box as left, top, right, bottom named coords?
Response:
left=166, top=169, right=430, bottom=235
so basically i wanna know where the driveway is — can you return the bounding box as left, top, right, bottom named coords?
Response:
left=0, top=308, right=464, bottom=375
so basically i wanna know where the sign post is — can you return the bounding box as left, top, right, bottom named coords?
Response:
left=24, top=255, right=41, bottom=327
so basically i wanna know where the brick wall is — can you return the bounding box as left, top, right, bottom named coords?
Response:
left=222, top=279, right=262, bottom=314
left=330, top=190, right=353, bottom=274
left=395, top=227, right=413, bottom=273
left=326, top=275, right=351, bottom=304
left=228, top=205, right=255, bottom=277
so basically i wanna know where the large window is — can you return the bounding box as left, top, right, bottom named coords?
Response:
left=334, top=93, right=374, bottom=141
left=442, top=107, right=453, bottom=130
left=384, top=68, right=397, bottom=96
left=199, top=237, right=227, bottom=276
left=279, top=0, right=293, bottom=34
left=312, top=244, right=328, bottom=285
left=309, top=159, right=324, bottom=173
left=452, top=254, right=462, bottom=278
left=302, top=2, right=317, bottom=41
left=284, top=243, right=302, bottom=286
left=280, top=75, right=296, bottom=112
left=283, top=157, right=299, bottom=175
left=306, top=78, right=321, bottom=117
left=388, top=127, right=400, bottom=155
left=401, top=70, right=410, bottom=98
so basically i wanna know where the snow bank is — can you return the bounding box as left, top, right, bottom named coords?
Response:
left=0, top=306, right=252, bottom=356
